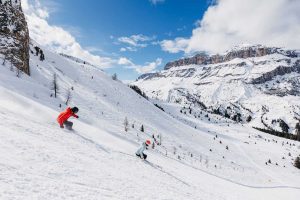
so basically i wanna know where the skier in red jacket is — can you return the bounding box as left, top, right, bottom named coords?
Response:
left=57, top=107, right=79, bottom=130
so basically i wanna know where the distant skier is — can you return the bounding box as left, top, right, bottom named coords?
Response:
left=57, top=107, right=79, bottom=130
left=136, top=139, right=151, bottom=159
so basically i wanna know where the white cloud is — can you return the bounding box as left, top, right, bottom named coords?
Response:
left=149, top=0, right=165, bottom=5
left=117, top=34, right=155, bottom=51
left=160, top=38, right=189, bottom=53
left=85, top=46, right=104, bottom=53
left=161, top=0, right=300, bottom=54
left=118, top=57, right=134, bottom=66
left=136, top=58, right=162, bottom=74
left=120, top=47, right=137, bottom=52
left=176, top=25, right=186, bottom=32
left=118, top=57, right=162, bottom=74
left=120, top=47, right=127, bottom=52
left=21, top=0, right=117, bottom=68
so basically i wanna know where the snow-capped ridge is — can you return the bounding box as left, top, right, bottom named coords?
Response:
left=164, top=45, right=299, bottom=70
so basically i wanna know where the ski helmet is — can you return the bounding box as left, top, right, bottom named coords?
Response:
left=71, top=107, right=79, bottom=113
left=146, top=140, right=151, bottom=145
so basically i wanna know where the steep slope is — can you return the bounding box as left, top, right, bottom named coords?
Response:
left=0, top=40, right=300, bottom=199
left=134, top=45, right=300, bottom=134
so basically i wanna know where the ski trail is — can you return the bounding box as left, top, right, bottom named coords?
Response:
left=157, top=150, right=300, bottom=190
left=116, top=151, right=191, bottom=187
left=142, top=159, right=191, bottom=187
left=66, top=130, right=109, bottom=153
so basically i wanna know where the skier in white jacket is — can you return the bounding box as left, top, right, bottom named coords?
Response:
left=136, top=140, right=151, bottom=159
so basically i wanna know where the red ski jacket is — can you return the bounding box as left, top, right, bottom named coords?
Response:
left=57, top=107, right=78, bottom=126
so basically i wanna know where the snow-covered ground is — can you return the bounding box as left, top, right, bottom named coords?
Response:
left=0, top=42, right=300, bottom=199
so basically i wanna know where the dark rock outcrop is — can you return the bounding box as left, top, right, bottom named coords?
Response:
left=164, top=46, right=299, bottom=70
left=251, top=60, right=300, bottom=84
left=0, top=0, right=30, bottom=75
left=137, top=72, right=162, bottom=80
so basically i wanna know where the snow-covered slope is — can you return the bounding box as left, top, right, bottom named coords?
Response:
left=0, top=41, right=300, bottom=199
left=134, top=45, right=300, bottom=134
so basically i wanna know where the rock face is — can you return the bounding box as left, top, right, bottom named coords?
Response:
left=0, top=0, right=30, bottom=75
left=251, top=60, right=300, bottom=84
left=165, top=45, right=299, bottom=70
left=134, top=45, right=300, bottom=133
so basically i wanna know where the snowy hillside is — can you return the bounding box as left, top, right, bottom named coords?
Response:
left=134, top=45, right=300, bottom=134
left=0, top=40, right=300, bottom=199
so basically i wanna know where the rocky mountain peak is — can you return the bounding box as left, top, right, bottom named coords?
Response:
left=0, top=0, right=30, bottom=75
left=164, top=45, right=299, bottom=70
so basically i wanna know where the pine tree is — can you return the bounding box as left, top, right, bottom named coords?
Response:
left=279, top=119, right=289, bottom=133
left=140, top=124, right=144, bottom=132
left=224, top=111, right=230, bottom=118
left=295, top=122, right=300, bottom=141
left=294, top=156, right=300, bottom=169
left=112, top=73, right=117, bottom=80
left=246, top=115, right=252, bottom=122
left=40, top=51, right=45, bottom=61
left=268, top=159, right=271, bottom=164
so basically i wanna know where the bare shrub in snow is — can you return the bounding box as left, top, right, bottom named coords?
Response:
left=51, top=73, right=59, bottom=98
left=124, top=117, right=129, bottom=132
left=65, top=89, right=72, bottom=105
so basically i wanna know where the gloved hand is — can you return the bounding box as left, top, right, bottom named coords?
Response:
left=60, top=125, right=64, bottom=128
left=76, top=116, right=79, bottom=119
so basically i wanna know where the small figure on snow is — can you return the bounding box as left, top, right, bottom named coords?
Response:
left=57, top=107, right=79, bottom=130
left=136, top=139, right=151, bottom=160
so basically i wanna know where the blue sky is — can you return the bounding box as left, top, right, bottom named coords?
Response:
left=24, top=0, right=211, bottom=80
left=49, top=0, right=210, bottom=80
left=23, top=0, right=300, bottom=81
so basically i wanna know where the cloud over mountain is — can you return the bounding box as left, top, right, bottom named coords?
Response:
left=161, top=0, right=300, bottom=54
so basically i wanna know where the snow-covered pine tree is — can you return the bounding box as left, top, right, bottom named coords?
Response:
left=112, top=73, right=117, bottom=80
